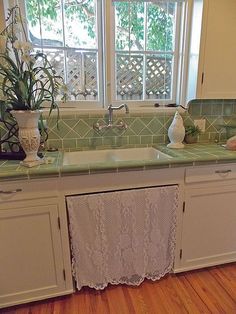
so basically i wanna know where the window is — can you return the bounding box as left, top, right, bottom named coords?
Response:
left=18, top=0, right=103, bottom=107
left=8, top=0, right=194, bottom=108
left=112, top=1, right=181, bottom=103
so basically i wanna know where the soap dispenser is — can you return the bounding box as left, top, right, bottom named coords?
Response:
left=167, top=111, right=185, bottom=149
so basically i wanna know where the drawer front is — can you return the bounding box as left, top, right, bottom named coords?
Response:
left=0, top=178, right=59, bottom=203
left=185, top=164, right=236, bottom=183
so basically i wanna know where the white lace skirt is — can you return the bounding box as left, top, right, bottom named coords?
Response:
left=67, top=185, right=179, bottom=290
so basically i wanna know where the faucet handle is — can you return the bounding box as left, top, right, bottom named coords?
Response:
left=116, top=120, right=128, bottom=130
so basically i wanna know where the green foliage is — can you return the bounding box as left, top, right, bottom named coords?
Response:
left=26, top=0, right=96, bottom=46
left=185, top=125, right=201, bottom=137
left=115, top=2, right=174, bottom=51
left=0, top=6, right=65, bottom=114
left=25, top=0, right=174, bottom=51
left=26, top=0, right=58, bottom=27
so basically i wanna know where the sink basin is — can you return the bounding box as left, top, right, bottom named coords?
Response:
left=63, top=147, right=172, bottom=166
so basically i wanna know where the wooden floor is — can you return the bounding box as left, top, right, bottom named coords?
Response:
left=2, top=262, right=236, bottom=314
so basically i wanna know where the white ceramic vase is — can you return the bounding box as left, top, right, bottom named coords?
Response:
left=167, top=111, right=185, bottom=149
left=11, top=110, right=44, bottom=167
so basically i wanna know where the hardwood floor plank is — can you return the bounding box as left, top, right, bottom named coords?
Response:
left=105, top=285, right=132, bottom=314
left=140, top=280, right=169, bottom=314
left=2, top=263, right=236, bottom=314
left=173, top=273, right=210, bottom=314
left=155, top=275, right=189, bottom=314
left=186, top=268, right=236, bottom=313
left=210, top=264, right=236, bottom=302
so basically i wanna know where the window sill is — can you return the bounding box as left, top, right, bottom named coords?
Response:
left=42, top=105, right=187, bottom=118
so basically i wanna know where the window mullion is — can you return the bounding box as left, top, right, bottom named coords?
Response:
left=60, top=0, right=68, bottom=86
left=142, top=2, right=148, bottom=101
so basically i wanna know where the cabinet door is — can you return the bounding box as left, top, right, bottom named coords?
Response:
left=180, top=184, right=236, bottom=271
left=0, top=204, right=65, bottom=308
left=197, top=0, right=236, bottom=98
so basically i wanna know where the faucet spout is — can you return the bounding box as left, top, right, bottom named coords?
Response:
left=108, top=103, right=129, bottom=125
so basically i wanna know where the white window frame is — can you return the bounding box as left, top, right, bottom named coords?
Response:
left=109, top=1, right=183, bottom=107
left=5, top=0, right=105, bottom=108
left=3, top=0, right=200, bottom=111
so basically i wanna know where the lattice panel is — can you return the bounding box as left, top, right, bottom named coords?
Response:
left=40, top=49, right=65, bottom=78
left=116, top=54, right=172, bottom=100
left=146, top=55, right=172, bottom=99
left=116, top=54, right=143, bottom=100
left=67, top=51, right=98, bottom=100
left=33, top=49, right=65, bottom=100
left=84, top=53, right=98, bottom=99
left=66, top=51, right=82, bottom=100
left=33, top=49, right=98, bottom=101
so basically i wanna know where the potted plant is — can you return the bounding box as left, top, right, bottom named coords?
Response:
left=184, top=125, right=201, bottom=144
left=0, top=6, right=66, bottom=167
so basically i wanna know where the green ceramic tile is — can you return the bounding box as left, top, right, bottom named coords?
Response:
left=129, top=135, right=141, bottom=145
left=147, top=118, right=163, bottom=134
left=139, top=126, right=154, bottom=136
left=46, top=139, right=63, bottom=150
left=140, top=135, right=152, bottom=145
left=77, top=138, right=90, bottom=148
left=212, top=104, right=223, bottom=116
left=116, top=136, right=129, bottom=147
left=62, top=119, right=78, bottom=129
left=55, top=120, right=73, bottom=138
left=129, top=118, right=146, bottom=135
left=201, top=103, right=212, bottom=116
left=87, top=117, right=102, bottom=127
left=47, top=129, right=62, bottom=140
left=153, top=135, right=165, bottom=144
left=73, top=120, right=91, bottom=137
left=63, top=139, right=77, bottom=149
left=89, top=137, right=103, bottom=148
left=103, top=136, right=116, bottom=146
left=64, top=129, right=81, bottom=139
left=188, top=102, right=201, bottom=116
left=223, top=103, right=233, bottom=116
left=28, top=168, right=60, bottom=179
left=155, top=116, right=165, bottom=125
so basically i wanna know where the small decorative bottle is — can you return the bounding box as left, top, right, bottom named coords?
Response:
left=167, top=111, right=185, bottom=149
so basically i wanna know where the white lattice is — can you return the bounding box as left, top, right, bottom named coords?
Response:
left=116, top=54, right=143, bottom=100
left=116, top=54, right=172, bottom=100
left=146, top=56, right=172, bottom=99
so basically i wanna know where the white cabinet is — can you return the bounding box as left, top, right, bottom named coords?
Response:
left=196, top=0, right=236, bottom=98
left=175, top=164, right=236, bottom=272
left=0, top=180, right=73, bottom=309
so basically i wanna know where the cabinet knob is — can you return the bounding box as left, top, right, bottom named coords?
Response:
left=0, top=188, right=22, bottom=194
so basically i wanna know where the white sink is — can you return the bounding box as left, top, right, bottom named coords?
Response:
left=63, top=147, right=171, bottom=166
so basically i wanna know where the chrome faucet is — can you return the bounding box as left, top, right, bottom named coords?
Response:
left=108, top=104, right=129, bottom=125
left=93, top=103, right=129, bottom=132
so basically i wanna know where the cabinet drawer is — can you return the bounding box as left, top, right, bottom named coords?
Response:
left=185, top=164, right=236, bottom=183
left=0, top=178, right=59, bottom=203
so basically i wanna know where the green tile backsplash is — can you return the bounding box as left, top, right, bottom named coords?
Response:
left=43, top=99, right=236, bottom=151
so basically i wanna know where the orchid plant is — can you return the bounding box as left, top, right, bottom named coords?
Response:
left=0, top=5, right=66, bottom=116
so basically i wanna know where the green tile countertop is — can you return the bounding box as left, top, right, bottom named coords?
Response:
left=1, top=143, right=236, bottom=181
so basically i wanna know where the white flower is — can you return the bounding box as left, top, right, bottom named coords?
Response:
left=60, top=84, right=69, bottom=93
left=13, top=40, right=22, bottom=50
left=21, top=41, right=33, bottom=52
left=21, top=53, right=32, bottom=63
left=0, top=93, right=7, bottom=101
left=0, top=35, right=7, bottom=53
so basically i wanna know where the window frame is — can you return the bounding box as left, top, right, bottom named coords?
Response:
left=14, top=0, right=105, bottom=108
left=109, top=0, right=184, bottom=107
left=3, top=0, right=197, bottom=111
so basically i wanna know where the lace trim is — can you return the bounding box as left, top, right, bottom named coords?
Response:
left=67, top=185, right=179, bottom=291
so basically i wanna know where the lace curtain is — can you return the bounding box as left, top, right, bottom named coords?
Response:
left=67, top=185, right=179, bottom=290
